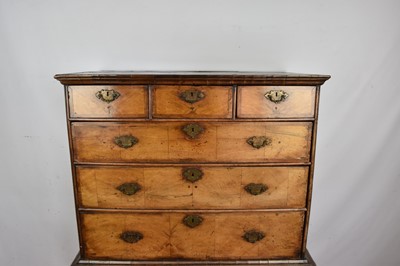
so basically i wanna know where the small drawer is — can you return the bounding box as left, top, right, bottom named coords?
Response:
left=81, top=211, right=304, bottom=260
left=152, top=86, right=233, bottom=118
left=71, top=121, right=312, bottom=163
left=68, top=86, right=148, bottom=118
left=76, top=166, right=308, bottom=209
left=237, top=86, right=316, bottom=118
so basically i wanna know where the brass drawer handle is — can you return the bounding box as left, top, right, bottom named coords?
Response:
left=182, top=168, right=203, bottom=183
left=244, top=183, right=268, bottom=195
left=117, top=182, right=141, bottom=195
left=95, top=89, right=120, bottom=103
left=114, top=135, right=138, bottom=149
left=183, top=215, right=203, bottom=228
left=246, top=136, right=272, bottom=149
left=179, top=89, right=205, bottom=103
left=120, top=231, right=143, bottom=243
left=243, top=230, right=265, bottom=243
left=182, top=123, right=204, bottom=139
left=264, top=90, right=289, bottom=103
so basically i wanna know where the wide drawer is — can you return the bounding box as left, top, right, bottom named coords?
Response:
left=152, top=85, right=233, bottom=118
left=71, top=122, right=312, bottom=163
left=68, top=86, right=148, bottom=118
left=77, top=166, right=308, bottom=209
left=81, top=211, right=304, bottom=260
left=237, top=86, right=316, bottom=118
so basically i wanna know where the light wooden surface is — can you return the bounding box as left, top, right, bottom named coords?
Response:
left=71, top=122, right=312, bottom=163
left=81, top=211, right=305, bottom=260
left=237, top=86, right=316, bottom=118
left=152, top=86, right=233, bottom=118
left=76, top=166, right=309, bottom=209
left=69, top=86, right=148, bottom=118
left=55, top=72, right=331, bottom=265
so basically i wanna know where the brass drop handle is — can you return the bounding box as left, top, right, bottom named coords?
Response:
left=182, top=168, right=203, bottom=183
left=183, top=215, right=203, bottom=228
left=243, top=230, right=265, bottom=243
left=117, top=182, right=141, bottom=195
left=244, top=183, right=268, bottom=195
left=114, top=135, right=138, bottom=149
left=246, top=136, right=272, bottom=149
left=264, top=90, right=289, bottom=103
left=182, top=123, right=204, bottom=139
left=95, top=89, right=120, bottom=103
left=179, top=89, right=205, bottom=103
left=120, top=231, right=143, bottom=243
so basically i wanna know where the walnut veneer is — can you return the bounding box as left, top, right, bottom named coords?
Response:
left=55, top=71, right=330, bottom=265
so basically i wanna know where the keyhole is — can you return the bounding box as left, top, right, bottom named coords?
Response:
left=191, top=127, right=195, bottom=132
left=190, top=92, right=194, bottom=97
left=191, top=218, right=195, bottom=223
left=275, top=91, right=278, bottom=97
left=106, top=91, right=110, bottom=96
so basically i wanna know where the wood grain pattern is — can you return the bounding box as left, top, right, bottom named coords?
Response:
left=81, top=211, right=304, bottom=260
left=237, top=86, right=315, bottom=118
left=69, top=86, right=148, bottom=118
left=54, top=72, right=330, bottom=265
left=71, top=122, right=312, bottom=163
left=76, top=166, right=309, bottom=209
left=152, top=86, right=233, bottom=118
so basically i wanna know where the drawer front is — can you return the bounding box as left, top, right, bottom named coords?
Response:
left=237, top=86, right=316, bottom=118
left=68, top=86, right=148, bottom=118
left=152, top=86, right=233, bottom=118
left=77, top=166, right=308, bottom=209
left=72, top=122, right=312, bottom=163
left=81, top=211, right=304, bottom=260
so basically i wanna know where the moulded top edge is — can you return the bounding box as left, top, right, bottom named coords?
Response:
left=54, top=71, right=331, bottom=86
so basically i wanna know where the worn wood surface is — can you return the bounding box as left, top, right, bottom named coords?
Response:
left=81, top=211, right=304, bottom=260
left=152, top=86, right=233, bottom=118
left=54, top=71, right=330, bottom=86
left=237, top=86, right=315, bottom=118
left=76, top=166, right=308, bottom=209
left=69, top=86, right=148, bottom=118
left=54, top=72, right=329, bottom=265
left=72, top=122, right=312, bottom=163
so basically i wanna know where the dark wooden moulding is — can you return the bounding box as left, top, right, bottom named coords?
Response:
left=55, top=71, right=330, bottom=266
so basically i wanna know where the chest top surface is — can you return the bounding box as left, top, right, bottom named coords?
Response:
left=54, top=71, right=330, bottom=85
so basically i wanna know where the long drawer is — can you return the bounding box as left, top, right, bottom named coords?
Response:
left=81, top=211, right=304, bottom=260
left=77, top=166, right=309, bottom=209
left=72, top=122, right=312, bottom=163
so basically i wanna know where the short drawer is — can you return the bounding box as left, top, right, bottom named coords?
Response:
left=76, top=166, right=308, bottom=209
left=81, top=211, right=304, bottom=260
left=237, top=86, right=316, bottom=118
left=152, top=85, right=233, bottom=118
left=68, top=86, right=148, bottom=118
left=71, top=122, right=312, bottom=163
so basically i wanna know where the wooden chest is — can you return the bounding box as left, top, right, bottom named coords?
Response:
left=55, top=71, right=330, bottom=265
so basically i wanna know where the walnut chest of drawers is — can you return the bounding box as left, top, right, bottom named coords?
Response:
left=55, top=71, right=330, bottom=266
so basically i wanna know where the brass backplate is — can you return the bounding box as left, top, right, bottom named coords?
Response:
left=114, top=135, right=138, bottom=149
left=179, top=89, right=205, bottom=103
left=95, top=89, right=120, bottom=103
left=182, top=168, right=203, bottom=183
left=117, top=182, right=142, bottom=196
left=120, top=231, right=143, bottom=243
left=183, top=215, right=203, bottom=228
left=264, top=90, right=289, bottom=103
left=244, top=183, right=268, bottom=195
left=246, top=136, right=272, bottom=149
left=243, top=230, right=265, bottom=243
left=182, top=123, right=204, bottom=139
